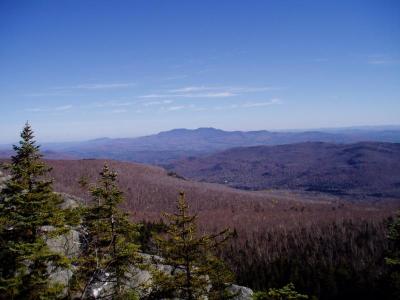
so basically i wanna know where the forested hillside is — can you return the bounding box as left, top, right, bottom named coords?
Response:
left=168, top=142, right=400, bottom=200
left=41, top=159, right=399, bottom=299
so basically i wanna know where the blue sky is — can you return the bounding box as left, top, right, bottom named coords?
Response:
left=0, top=0, right=399, bottom=143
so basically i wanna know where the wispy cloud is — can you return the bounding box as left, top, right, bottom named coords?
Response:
left=168, top=85, right=276, bottom=94
left=140, top=85, right=277, bottom=99
left=92, top=101, right=134, bottom=108
left=160, top=104, right=198, bottom=112
left=368, top=59, right=400, bottom=65
left=228, top=86, right=277, bottom=93
left=53, top=82, right=135, bottom=90
left=168, top=86, right=217, bottom=93
left=240, top=98, right=282, bottom=108
left=160, top=98, right=281, bottom=113
left=24, top=91, right=72, bottom=97
left=166, top=105, right=185, bottom=111
left=367, top=55, right=400, bottom=65
left=216, top=98, right=282, bottom=110
left=55, top=105, right=73, bottom=111
left=26, top=104, right=73, bottom=112
left=196, top=92, right=235, bottom=98
left=141, top=100, right=173, bottom=106
left=140, top=91, right=235, bottom=98
left=26, top=82, right=136, bottom=97
left=162, top=75, right=188, bottom=81
left=26, top=108, right=45, bottom=112
left=111, top=109, right=128, bottom=113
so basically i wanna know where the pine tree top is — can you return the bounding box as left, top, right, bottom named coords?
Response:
left=7, top=122, right=51, bottom=185
left=90, top=163, right=123, bottom=208
left=0, top=123, right=71, bottom=299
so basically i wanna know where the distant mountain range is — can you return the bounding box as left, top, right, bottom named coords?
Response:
left=1, top=127, right=400, bottom=200
left=168, top=142, right=400, bottom=200
left=2, top=127, right=400, bottom=164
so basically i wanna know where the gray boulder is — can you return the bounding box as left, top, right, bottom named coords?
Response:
left=0, top=170, right=11, bottom=190
left=44, top=226, right=81, bottom=258
left=58, top=192, right=82, bottom=209
left=228, top=284, right=254, bottom=300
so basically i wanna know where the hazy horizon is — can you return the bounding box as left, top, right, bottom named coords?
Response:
left=1, top=123, right=400, bottom=145
left=1, top=1, right=399, bottom=143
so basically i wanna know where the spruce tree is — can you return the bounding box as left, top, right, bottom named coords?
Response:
left=0, top=123, right=70, bottom=299
left=385, top=211, right=400, bottom=298
left=73, top=164, right=141, bottom=299
left=207, top=257, right=236, bottom=300
left=253, top=283, right=308, bottom=300
left=386, top=211, right=400, bottom=266
left=151, top=191, right=234, bottom=300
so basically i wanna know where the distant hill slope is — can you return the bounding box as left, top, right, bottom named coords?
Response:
left=44, top=128, right=352, bottom=163
left=2, top=127, right=400, bottom=164
left=168, top=142, right=400, bottom=200
left=19, top=159, right=389, bottom=235
left=0, top=149, right=78, bottom=160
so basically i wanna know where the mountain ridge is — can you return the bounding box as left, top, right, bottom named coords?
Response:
left=168, top=141, right=400, bottom=200
left=2, top=127, right=400, bottom=164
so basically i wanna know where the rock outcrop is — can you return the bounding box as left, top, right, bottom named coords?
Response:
left=0, top=170, right=11, bottom=190
left=227, top=285, right=254, bottom=299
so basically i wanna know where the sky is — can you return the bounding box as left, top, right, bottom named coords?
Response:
left=0, top=0, right=399, bottom=143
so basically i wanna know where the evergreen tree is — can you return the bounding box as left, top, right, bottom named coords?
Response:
left=385, top=211, right=400, bottom=298
left=150, top=191, right=234, bottom=300
left=253, top=283, right=308, bottom=300
left=386, top=211, right=400, bottom=266
left=0, top=123, right=70, bottom=299
left=206, top=256, right=237, bottom=300
left=73, top=164, right=141, bottom=299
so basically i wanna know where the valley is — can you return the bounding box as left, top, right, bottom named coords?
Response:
left=168, top=141, right=400, bottom=200
left=44, top=159, right=396, bottom=234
